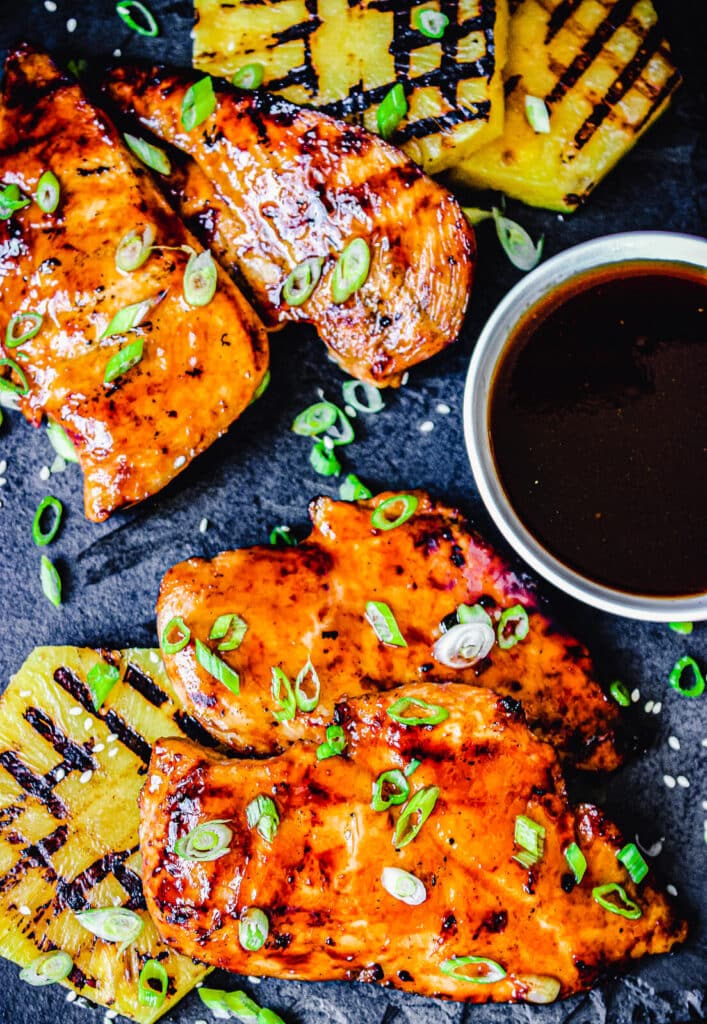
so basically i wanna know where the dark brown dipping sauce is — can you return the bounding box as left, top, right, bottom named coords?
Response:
left=489, top=261, right=707, bottom=597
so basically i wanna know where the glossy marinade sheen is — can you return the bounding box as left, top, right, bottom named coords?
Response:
left=102, top=64, right=476, bottom=387
left=156, top=491, right=623, bottom=770
left=489, top=262, right=707, bottom=595
left=0, top=46, right=268, bottom=522
left=140, top=683, right=685, bottom=1003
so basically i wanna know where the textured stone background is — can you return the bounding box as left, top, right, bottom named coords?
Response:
left=0, top=2, right=705, bottom=1023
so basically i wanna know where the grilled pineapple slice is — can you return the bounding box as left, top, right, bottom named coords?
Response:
left=193, top=0, right=510, bottom=174
left=0, top=647, right=213, bottom=1023
left=452, top=0, right=681, bottom=210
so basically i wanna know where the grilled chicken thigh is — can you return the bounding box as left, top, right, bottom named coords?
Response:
left=102, top=64, right=475, bottom=386
left=0, top=47, right=268, bottom=522
left=140, top=684, right=684, bottom=1003
left=157, top=492, right=622, bottom=770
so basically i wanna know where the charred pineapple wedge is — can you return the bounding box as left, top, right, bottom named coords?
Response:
left=453, top=0, right=681, bottom=211
left=193, top=0, right=510, bottom=174
left=0, top=647, right=213, bottom=1023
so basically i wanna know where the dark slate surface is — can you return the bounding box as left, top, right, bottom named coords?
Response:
left=0, top=3, right=705, bottom=1023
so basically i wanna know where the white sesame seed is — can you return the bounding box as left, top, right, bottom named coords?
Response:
left=44, top=0, right=57, bottom=9
left=68, top=707, right=82, bottom=716
left=19, top=690, right=31, bottom=698
left=344, top=405, right=356, bottom=417
left=174, top=455, right=186, bottom=468
left=702, top=738, right=707, bottom=748
left=107, top=733, right=118, bottom=743
left=50, top=455, right=66, bottom=474
left=630, top=688, right=640, bottom=703
left=149, top=651, right=160, bottom=663
left=108, top=748, right=118, bottom=758
left=39, top=466, right=50, bottom=481
left=0, top=478, right=6, bottom=487
left=66, top=991, right=78, bottom=1003
left=106, top=1012, right=117, bottom=1021
left=19, top=904, right=31, bottom=916
left=195, top=1020, right=208, bottom=1024
left=93, top=743, right=105, bottom=753
left=66, top=17, right=77, bottom=32
left=113, top=49, right=122, bottom=58
left=666, top=884, right=678, bottom=897
left=199, top=517, right=209, bottom=534
left=323, top=435, right=335, bottom=450
left=644, top=700, right=654, bottom=713
left=676, top=775, right=690, bottom=788
left=0, top=460, right=6, bottom=474
left=400, top=372, right=409, bottom=386
left=83, top=717, right=93, bottom=731
left=54, top=767, right=65, bottom=781
left=663, top=774, right=676, bottom=789
left=79, top=770, right=93, bottom=784
left=247, top=976, right=262, bottom=985
left=419, top=420, right=434, bottom=434
left=435, top=402, right=451, bottom=415
left=668, top=736, right=680, bottom=751
left=652, top=702, right=662, bottom=714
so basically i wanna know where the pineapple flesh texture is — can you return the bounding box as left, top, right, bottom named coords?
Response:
left=453, top=0, right=681, bottom=211
left=0, top=647, right=213, bottom=1023
left=193, top=0, right=510, bottom=175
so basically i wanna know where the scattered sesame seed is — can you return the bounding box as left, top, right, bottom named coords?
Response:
left=636, top=835, right=663, bottom=857
left=663, top=774, right=676, bottom=789
left=435, top=402, right=451, bottom=415
left=195, top=1020, right=208, bottom=1024
left=54, top=767, right=65, bottom=782
left=107, top=733, right=118, bottom=743
left=668, top=736, right=680, bottom=751
left=0, top=460, right=6, bottom=474
left=44, top=0, right=57, bottom=9
left=401, top=372, right=409, bottom=386
left=108, top=748, right=118, bottom=759
left=702, top=738, right=707, bottom=748
left=644, top=700, right=654, bottom=713
left=113, top=49, right=122, bottom=58
left=676, top=775, right=690, bottom=788
left=69, top=707, right=82, bottom=716
left=174, top=455, right=186, bottom=468
left=39, top=466, right=50, bottom=481
left=19, top=689, right=31, bottom=698
left=106, top=1012, right=117, bottom=1020
left=79, top=770, right=93, bottom=784
left=199, top=517, right=209, bottom=534
left=0, top=478, right=5, bottom=488
left=66, top=17, right=77, bottom=32
left=19, top=905, right=31, bottom=916
left=419, top=420, right=434, bottom=434
left=247, top=976, right=262, bottom=985
left=93, top=743, right=105, bottom=754
left=66, top=991, right=78, bottom=1003
left=323, top=435, right=335, bottom=450
left=666, top=884, right=678, bottom=897
left=149, top=651, right=160, bottom=663
left=83, top=717, right=93, bottom=731
left=344, top=405, right=356, bottom=417
left=652, top=702, right=662, bottom=714
left=630, top=688, right=640, bottom=703
left=50, top=454, right=66, bottom=474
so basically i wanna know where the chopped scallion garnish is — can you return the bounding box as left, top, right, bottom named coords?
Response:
left=440, top=955, right=506, bottom=984
left=138, top=959, right=169, bottom=1009
left=292, top=401, right=338, bottom=437
left=19, top=951, right=73, bottom=987
left=514, top=814, right=545, bottom=866
left=669, top=621, right=693, bottom=635
left=433, top=621, right=495, bottom=668
left=116, top=0, right=160, bottom=36
left=592, top=882, right=642, bottom=919
left=381, top=866, right=427, bottom=905
left=404, top=758, right=421, bottom=777
left=40, top=555, right=61, bottom=607
left=209, top=613, right=247, bottom=651
left=609, top=680, right=631, bottom=707
left=271, top=667, right=296, bottom=721
left=456, top=603, right=492, bottom=627
left=365, top=600, right=407, bottom=647
left=282, top=257, right=322, bottom=306
left=32, top=495, right=62, bottom=547
left=331, top=238, right=371, bottom=303
left=387, top=696, right=448, bottom=726
left=0, top=357, right=30, bottom=396
left=184, top=250, right=218, bottom=306
left=182, top=76, right=217, bottom=132
left=316, top=723, right=347, bottom=760
left=269, top=525, right=295, bottom=546
left=310, top=441, right=341, bottom=476
left=75, top=907, right=143, bottom=945
left=492, top=208, right=544, bottom=272
left=115, top=224, right=156, bottom=272
left=101, top=292, right=164, bottom=339
left=294, top=658, right=320, bottom=712
left=232, top=62, right=265, bottom=90
left=246, top=795, right=279, bottom=843
left=250, top=367, right=271, bottom=404
left=161, top=615, right=191, bottom=655
left=371, top=768, right=409, bottom=811
left=525, top=95, right=551, bottom=134
left=393, top=785, right=439, bottom=848
left=47, top=420, right=78, bottom=463
left=370, top=493, right=418, bottom=531
left=124, top=133, right=171, bottom=174
left=0, top=183, right=30, bottom=220
left=104, top=338, right=144, bottom=385
left=86, top=661, right=120, bottom=711
left=617, top=842, right=648, bottom=884
left=36, top=170, right=60, bottom=213
left=238, top=907, right=269, bottom=951
left=341, top=379, right=385, bottom=414
left=174, top=819, right=232, bottom=861
left=195, top=638, right=240, bottom=695
left=339, top=473, right=373, bottom=501
left=564, top=842, right=587, bottom=884
left=200, top=988, right=261, bottom=1020
left=412, top=8, right=450, bottom=38
left=377, top=83, right=408, bottom=139
left=6, top=311, right=43, bottom=348
left=497, top=604, right=529, bottom=649
left=668, top=655, right=704, bottom=698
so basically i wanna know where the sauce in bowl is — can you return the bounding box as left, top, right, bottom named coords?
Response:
left=489, top=261, right=707, bottom=597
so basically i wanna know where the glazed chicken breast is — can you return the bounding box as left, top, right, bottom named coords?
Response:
left=157, top=492, right=623, bottom=770
left=102, top=64, right=475, bottom=386
left=0, top=47, right=268, bottom=522
left=140, top=683, right=684, bottom=1004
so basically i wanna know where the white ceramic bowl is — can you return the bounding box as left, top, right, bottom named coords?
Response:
left=463, top=231, right=707, bottom=621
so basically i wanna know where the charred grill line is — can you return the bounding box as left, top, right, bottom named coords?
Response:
left=24, top=706, right=96, bottom=774
left=0, top=824, right=67, bottom=896
left=544, top=0, right=584, bottom=43
left=262, top=0, right=321, bottom=98
left=0, top=752, right=68, bottom=820
left=53, top=667, right=151, bottom=765
left=632, top=68, right=681, bottom=133
left=55, top=846, right=143, bottom=911
left=123, top=663, right=169, bottom=707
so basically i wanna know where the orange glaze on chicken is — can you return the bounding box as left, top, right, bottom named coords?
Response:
left=0, top=47, right=268, bottom=521
left=157, top=492, right=623, bottom=770
left=102, top=64, right=475, bottom=386
left=140, top=683, right=685, bottom=1003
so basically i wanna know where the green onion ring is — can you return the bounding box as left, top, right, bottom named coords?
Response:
left=40, top=555, right=62, bottom=608
left=195, top=638, right=240, bottom=695
left=310, top=441, right=341, bottom=477
left=209, top=613, right=247, bottom=652
left=116, top=224, right=156, bottom=273
left=393, top=785, right=439, bottom=848
left=331, top=237, right=371, bottom=303
left=592, top=882, right=642, bottom=919
left=668, top=655, right=705, bottom=698
left=6, top=311, right=43, bottom=348
left=294, top=658, right=320, bottom=712
left=497, top=604, right=529, bottom=649
left=271, top=667, right=296, bottom=721
left=104, top=338, right=144, bottom=385
left=0, top=357, right=30, bottom=395
left=238, top=907, right=269, bottom=951
left=609, top=680, right=631, bottom=707
left=456, top=603, right=493, bottom=628
left=0, top=183, right=30, bottom=220
left=292, top=401, right=338, bottom=437
left=36, top=170, right=60, bottom=213
left=32, top=495, right=63, bottom=547
left=341, top=379, right=385, bottom=414
left=387, top=696, right=448, bottom=726
left=617, top=842, right=649, bottom=884
left=316, top=723, right=347, bottom=760
left=232, top=62, right=265, bottom=90
left=174, top=819, right=232, bottom=861
left=86, top=661, right=120, bottom=711
left=412, top=8, right=450, bottom=39
left=339, top=473, right=373, bottom=501
left=371, top=768, right=409, bottom=811
left=46, top=420, right=78, bottom=463
left=19, top=950, right=73, bottom=987
left=75, top=907, right=143, bottom=944
left=370, top=494, right=418, bottom=531
left=138, top=959, right=169, bottom=1009
left=184, top=250, right=218, bottom=307
left=161, top=616, right=191, bottom=655
left=282, top=257, right=322, bottom=306
left=377, top=82, right=408, bottom=140
left=563, top=842, right=587, bottom=884
left=115, top=0, right=160, bottom=36
left=182, top=76, right=217, bottom=132
left=492, top=208, right=544, bottom=272
left=381, top=866, right=427, bottom=906
left=440, top=955, right=507, bottom=984
left=246, top=795, right=279, bottom=843
left=365, top=600, right=407, bottom=647
left=269, top=525, right=295, bottom=546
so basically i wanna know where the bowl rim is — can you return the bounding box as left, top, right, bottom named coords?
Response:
left=463, top=230, right=707, bottom=622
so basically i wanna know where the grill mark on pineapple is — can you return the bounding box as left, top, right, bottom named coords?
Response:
left=24, top=707, right=96, bottom=773
left=632, top=68, right=681, bottom=133
left=0, top=824, right=67, bottom=895
left=0, top=752, right=68, bottom=819
left=544, top=0, right=584, bottom=43
left=54, top=667, right=151, bottom=765
left=56, top=845, right=144, bottom=910
left=544, top=0, right=637, bottom=106
left=123, top=663, right=169, bottom=707
left=263, top=1, right=321, bottom=98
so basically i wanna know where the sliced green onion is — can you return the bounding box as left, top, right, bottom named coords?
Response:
left=19, top=950, right=73, bottom=987
left=371, top=494, right=418, bottom=531
left=200, top=988, right=260, bottom=1022
left=331, top=238, right=371, bottom=303
left=116, top=224, right=156, bottom=272
left=182, top=76, right=217, bottom=132
left=365, top=600, right=407, bottom=647
left=457, top=603, right=492, bottom=628
left=239, top=907, right=269, bottom=951
left=32, top=495, right=63, bottom=547
left=617, top=842, right=648, bottom=884
left=195, top=638, right=240, bottom=695
left=40, top=555, right=61, bottom=608
left=294, top=659, right=320, bottom=712
left=393, top=785, right=439, bottom=848
left=440, top=955, right=506, bottom=984
left=433, top=621, right=495, bottom=668
left=184, top=250, right=217, bottom=306
left=0, top=357, right=29, bottom=396
left=339, top=473, right=373, bottom=501
left=404, top=758, right=421, bottom=777
left=292, top=401, right=338, bottom=437
left=47, top=420, right=78, bottom=463
left=138, top=959, right=168, bottom=1009
left=492, top=208, right=544, bottom=272
left=316, top=724, right=347, bottom=760
left=377, top=83, right=408, bottom=140
left=381, top=866, right=427, bottom=906
left=75, top=907, right=143, bottom=944
left=116, top=1, right=160, bottom=37
left=412, top=8, right=450, bottom=38
left=669, top=655, right=705, bottom=698
left=497, top=604, right=529, bottom=649
left=310, top=441, right=341, bottom=476
left=517, top=974, right=562, bottom=1004
left=209, top=613, right=248, bottom=651
left=250, top=368, right=271, bottom=405
left=371, top=768, right=409, bottom=811
left=6, top=311, right=43, bottom=348
left=592, top=882, right=642, bottom=920
left=246, top=795, right=279, bottom=843
left=124, top=133, right=171, bottom=175
left=282, top=257, right=322, bottom=306
left=0, top=183, right=30, bottom=220
left=669, top=621, right=693, bottom=635
left=462, top=206, right=494, bottom=227
left=271, top=667, right=296, bottom=721
left=101, top=293, right=163, bottom=339
left=525, top=95, right=551, bottom=134
left=66, top=58, right=88, bottom=80
left=609, top=680, right=631, bottom=707
left=174, top=819, right=232, bottom=861
left=258, top=1010, right=285, bottom=1024
left=86, top=661, right=120, bottom=711
left=232, top=62, right=265, bottom=90
left=269, top=525, right=295, bottom=546
left=341, top=379, right=385, bottom=414
left=514, top=815, right=545, bottom=866
left=564, top=842, right=587, bottom=884
left=36, top=170, right=60, bottom=213
left=387, top=696, right=448, bottom=726
left=161, top=615, right=191, bottom=655
left=104, top=338, right=144, bottom=385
